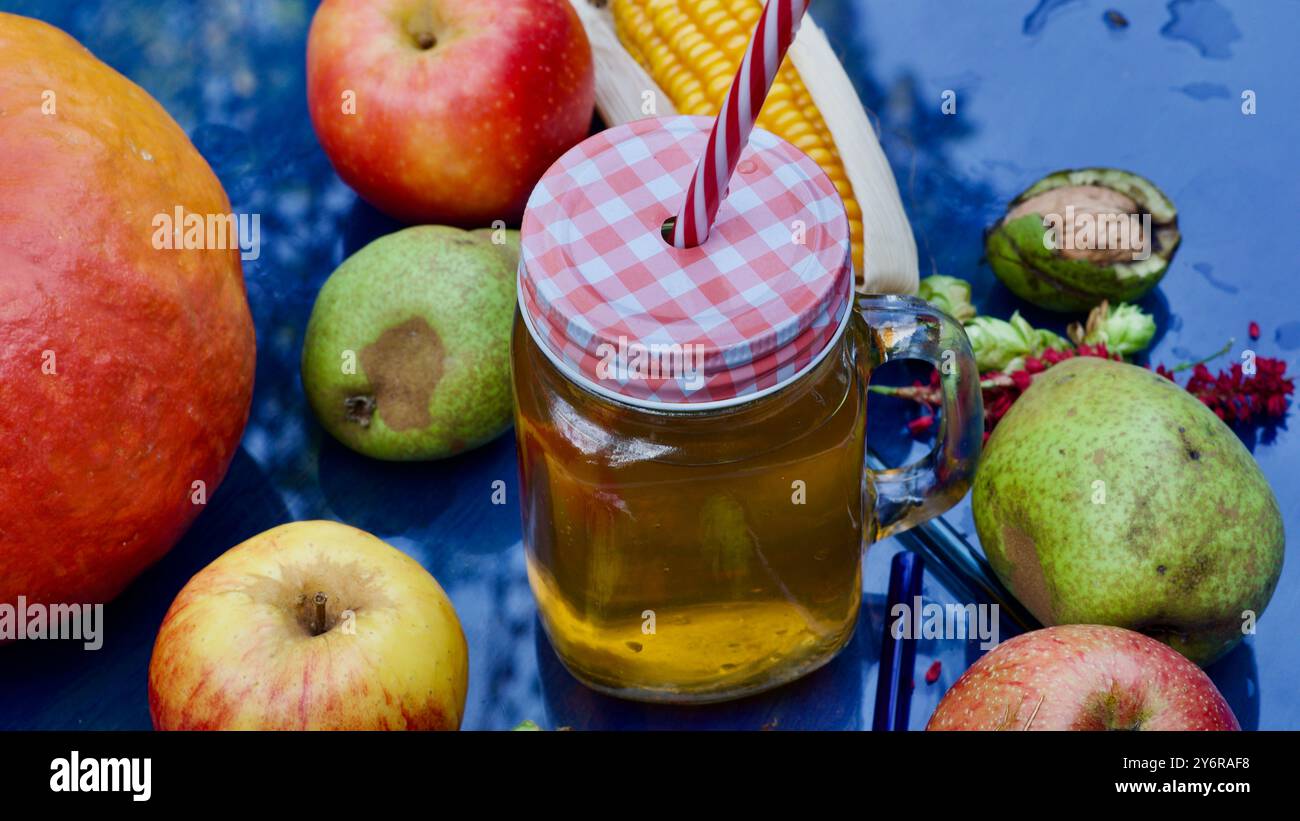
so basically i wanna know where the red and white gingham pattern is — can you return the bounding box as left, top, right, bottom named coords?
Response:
left=519, top=115, right=851, bottom=408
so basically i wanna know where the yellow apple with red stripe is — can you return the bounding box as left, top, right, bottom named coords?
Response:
left=148, top=520, right=468, bottom=730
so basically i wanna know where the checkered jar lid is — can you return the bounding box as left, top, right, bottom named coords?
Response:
left=518, top=115, right=852, bottom=409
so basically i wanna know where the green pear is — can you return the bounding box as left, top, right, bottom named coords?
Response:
left=973, top=357, right=1284, bottom=665
left=302, top=225, right=518, bottom=460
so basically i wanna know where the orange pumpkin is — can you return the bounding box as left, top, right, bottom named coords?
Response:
left=0, top=13, right=256, bottom=611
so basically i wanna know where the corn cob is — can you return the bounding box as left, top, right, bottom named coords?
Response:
left=569, top=0, right=917, bottom=293
left=613, top=0, right=863, bottom=279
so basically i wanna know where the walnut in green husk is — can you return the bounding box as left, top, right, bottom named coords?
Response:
left=985, top=168, right=1180, bottom=312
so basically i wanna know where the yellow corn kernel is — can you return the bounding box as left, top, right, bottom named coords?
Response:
left=613, top=0, right=865, bottom=281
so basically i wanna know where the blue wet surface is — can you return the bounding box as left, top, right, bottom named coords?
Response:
left=1, top=0, right=1296, bottom=730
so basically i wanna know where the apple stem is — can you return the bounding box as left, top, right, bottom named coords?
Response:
left=312, top=592, right=328, bottom=636
left=1023, top=695, right=1045, bottom=730
left=411, top=2, right=437, bottom=50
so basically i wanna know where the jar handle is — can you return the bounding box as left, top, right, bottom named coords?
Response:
left=857, top=293, right=983, bottom=540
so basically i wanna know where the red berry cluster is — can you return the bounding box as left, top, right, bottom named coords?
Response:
left=898, top=341, right=1292, bottom=441
left=1157, top=358, right=1294, bottom=425
left=979, top=345, right=1120, bottom=438
left=899, top=345, right=1121, bottom=441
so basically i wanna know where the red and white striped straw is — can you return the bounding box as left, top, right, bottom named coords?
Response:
left=671, top=0, right=812, bottom=249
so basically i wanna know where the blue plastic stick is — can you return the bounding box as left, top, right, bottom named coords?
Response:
left=873, top=550, right=925, bottom=731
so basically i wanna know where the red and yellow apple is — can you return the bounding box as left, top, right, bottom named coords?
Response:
left=927, top=625, right=1239, bottom=731
left=306, top=0, right=595, bottom=225
left=148, top=521, right=469, bottom=730
left=0, top=14, right=254, bottom=613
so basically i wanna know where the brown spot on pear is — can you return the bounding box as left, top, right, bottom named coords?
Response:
left=997, top=523, right=1056, bottom=622
left=358, top=316, right=444, bottom=432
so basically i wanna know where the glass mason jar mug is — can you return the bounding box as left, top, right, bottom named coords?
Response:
left=513, top=117, right=982, bottom=703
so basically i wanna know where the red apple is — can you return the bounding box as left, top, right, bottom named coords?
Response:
left=149, top=521, right=468, bottom=730
left=927, top=625, right=1239, bottom=731
left=306, top=0, right=594, bottom=225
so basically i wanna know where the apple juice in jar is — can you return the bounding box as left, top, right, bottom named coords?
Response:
left=512, top=117, right=982, bottom=703
left=513, top=309, right=871, bottom=700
